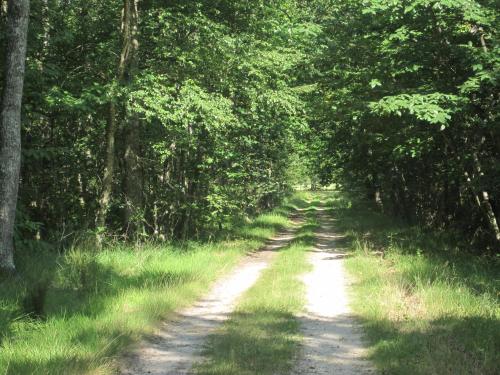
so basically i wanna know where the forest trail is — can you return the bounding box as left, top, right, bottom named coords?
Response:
left=292, top=207, right=374, bottom=375
left=120, top=207, right=375, bottom=375
left=120, top=221, right=300, bottom=375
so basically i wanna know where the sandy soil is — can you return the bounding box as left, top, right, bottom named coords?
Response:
left=120, top=225, right=299, bottom=375
left=292, top=208, right=374, bottom=375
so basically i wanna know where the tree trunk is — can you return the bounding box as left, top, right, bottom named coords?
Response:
left=374, top=187, right=383, bottom=212
left=121, top=0, right=142, bottom=239
left=0, top=0, right=7, bottom=19
left=96, top=0, right=139, bottom=243
left=39, top=0, right=50, bottom=63
left=472, top=152, right=500, bottom=244
left=0, top=0, right=30, bottom=274
left=95, top=103, right=117, bottom=238
left=440, top=133, right=499, bottom=242
left=124, top=115, right=143, bottom=238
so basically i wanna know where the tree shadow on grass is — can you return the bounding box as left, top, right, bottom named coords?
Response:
left=196, top=309, right=491, bottom=375
left=197, top=307, right=499, bottom=375
left=361, top=315, right=500, bottom=375
left=5, top=355, right=91, bottom=375
left=195, top=309, right=302, bottom=375
left=0, top=248, right=60, bottom=343
left=5, top=301, right=497, bottom=375
left=0, top=261, right=199, bottom=374
left=331, top=197, right=500, bottom=299
left=46, top=267, right=196, bottom=318
left=3, top=324, right=133, bottom=375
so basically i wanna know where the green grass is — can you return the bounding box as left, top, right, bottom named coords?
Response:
left=0, top=198, right=300, bottom=375
left=325, top=191, right=500, bottom=375
left=195, top=197, right=319, bottom=375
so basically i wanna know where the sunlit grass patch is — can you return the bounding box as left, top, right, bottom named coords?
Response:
left=0, top=198, right=300, bottom=375
left=237, top=213, right=291, bottom=241
left=236, top=192, right=314, bottom=241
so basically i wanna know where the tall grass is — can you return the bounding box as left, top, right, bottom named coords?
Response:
left=326, top=191, right=500, bottom=375
left=0, top=198, right=299, bottom=375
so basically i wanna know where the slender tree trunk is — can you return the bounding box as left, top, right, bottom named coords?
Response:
left=443, top=133, right=500, bottom=244
left=0, top=0, right=30, bottom=274
left=96, top=0, right=139, bottom=243
left=472, top=152, right=500, bottom=243
left=121, top=0, right=142, bottom=239
left=95, top=103, right=117, bottom=234
left=124, top=114, right=143, bottom=237
left=39, top=0, right=50, bottom=64
left=374, top=187, right=383, bottom=211
left=0, top=0, right=7, bottom=19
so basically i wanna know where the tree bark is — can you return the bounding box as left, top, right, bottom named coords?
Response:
left=0, top=0, right=30, bottom=274
left=472, top=152, right=500, bottom=244
left=95, top=103, right=117, bottom=234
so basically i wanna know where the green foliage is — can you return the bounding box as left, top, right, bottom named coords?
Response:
left=308, top=0, right=500, bottom=248
left=370, top=93, right=464, bottom=125
left=7, top=0, right=499, bottom=250
left=8, top=0, right=315, bottom=244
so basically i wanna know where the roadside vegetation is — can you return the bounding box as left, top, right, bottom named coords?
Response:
left=0, top=196, right=306, bottom=375
left=195, top=195, right=319, bottom=375
left=325, top=191, right=500, bottom=375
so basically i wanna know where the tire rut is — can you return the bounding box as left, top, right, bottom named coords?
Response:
left=292, top=208, right=374, bottom=375
left=120, top=219, right=301, bottom=375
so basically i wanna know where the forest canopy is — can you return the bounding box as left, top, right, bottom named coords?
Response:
left=0, top=0, right=498, bottom=273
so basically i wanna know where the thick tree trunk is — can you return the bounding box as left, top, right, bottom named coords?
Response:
left=0, top=0, right=30, bottom=274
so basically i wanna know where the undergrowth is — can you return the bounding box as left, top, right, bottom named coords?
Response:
left=0, top=194, right=306, bottom=375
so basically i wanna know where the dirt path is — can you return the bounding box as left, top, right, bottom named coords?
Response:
left=292, top=207, right=374, bottom=375
left=120, top=223, right=299, bottom=375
